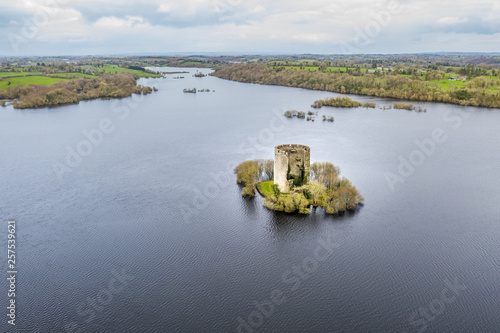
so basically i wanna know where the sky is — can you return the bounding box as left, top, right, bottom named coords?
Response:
left=1, top=0, right=500, bottom=56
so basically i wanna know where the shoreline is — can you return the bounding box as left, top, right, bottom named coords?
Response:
left=211, top=64, right=500, bottom=109
left=1, top=74, right=158, bottom=109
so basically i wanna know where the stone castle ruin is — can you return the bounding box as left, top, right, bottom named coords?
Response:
left=274, top=144, right=310, bottom=193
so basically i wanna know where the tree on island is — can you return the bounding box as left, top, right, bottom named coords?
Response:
left=234, top=160, right=364, bottom=215
left=234, top=160, right=260, bottom=197
left=255, top=159, right=273, bottom=181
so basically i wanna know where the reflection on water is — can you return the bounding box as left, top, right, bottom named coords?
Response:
left=0, top=67, right=499, bottom=332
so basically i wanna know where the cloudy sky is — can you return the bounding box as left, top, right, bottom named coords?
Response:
left=1, top=0, right=500, bottom=56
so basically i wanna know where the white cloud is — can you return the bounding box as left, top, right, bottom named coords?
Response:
left=291, top=33, right=329, bottom=42
left=437, top=17, right=469, bottom=25
left=250, top=5, right=266, bottom=13
left=94, top=16, right=149, bottom=29
left=155, top=0, right=217, bottom=15
left=157, top=3, right=171, bottom=13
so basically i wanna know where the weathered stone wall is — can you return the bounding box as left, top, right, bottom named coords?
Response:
left=274, top=149, right=289, bottom=193
left=274, top=144, right=310, bottom=192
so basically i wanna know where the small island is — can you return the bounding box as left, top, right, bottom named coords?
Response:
left=235, top=144, right=364, bottom=215
left=312, top=96, right=375, bottom=109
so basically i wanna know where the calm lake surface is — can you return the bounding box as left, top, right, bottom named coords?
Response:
left=1, top=67, right=499, bottom=332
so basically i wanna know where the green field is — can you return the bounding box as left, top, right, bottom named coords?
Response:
left=0, top=72, right=98, bottom=90
left=0, top=71, right=43, bottom=78
left=89, top=65, right=162, bottom=78
left=433, top=79, right=467, bottom=90
left=0, top=76, right=67, bottom=90
left=432, top=78, right=499, bottom=91
left=160, top=59, right=207, bottom=67
left=0, top=65, right=161, bottom=91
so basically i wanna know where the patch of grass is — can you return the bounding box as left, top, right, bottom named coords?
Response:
left=259, top=180, right=275, bottom=197
left=0, top=76, right=67, bottom=90
left=432, top=79, right=466, bottom=91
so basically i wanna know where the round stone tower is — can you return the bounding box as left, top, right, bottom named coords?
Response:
left=274, top=144, right=310, bottom=193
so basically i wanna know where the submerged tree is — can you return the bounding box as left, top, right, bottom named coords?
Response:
left=311, top=162, right=340, bottom=188
left=234, top=160, right=260, bottom=197
left=255, top=159, right=274, bottom=181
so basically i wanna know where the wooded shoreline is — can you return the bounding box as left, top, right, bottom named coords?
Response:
left=0, top=73, right=155, bottom=109
left=211, top=63, right=500, bottom=108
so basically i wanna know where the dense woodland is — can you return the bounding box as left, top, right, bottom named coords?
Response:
left=212, top=63, right=500, bottom=108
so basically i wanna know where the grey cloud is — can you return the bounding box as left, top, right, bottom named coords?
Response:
left=1, top=0, right=500, bottom=56
left=432, top=17, right=500, bottom=35
left=70, top=2, right=262, bottom=28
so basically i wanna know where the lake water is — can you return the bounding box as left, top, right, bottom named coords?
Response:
left=1, top=67, right=499, bottom=332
